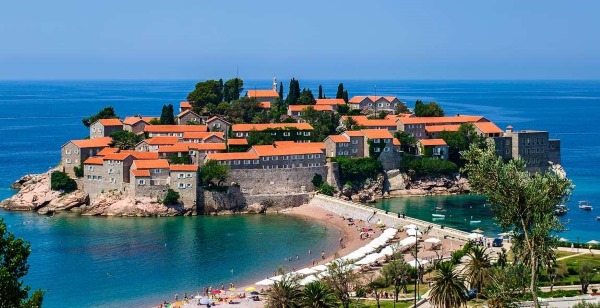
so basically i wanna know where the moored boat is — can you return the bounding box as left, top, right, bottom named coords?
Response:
left=578, top=200, right=593, bottom=211
left=470, top=220, right=482, bottom=224
left=432, top=213, right=445, bottom=218
left=554, top=204, right=569, bottom=216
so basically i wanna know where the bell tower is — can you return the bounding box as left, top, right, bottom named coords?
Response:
left=273, top=77, right=277, bottom=91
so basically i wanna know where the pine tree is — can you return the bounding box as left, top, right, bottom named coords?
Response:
left=336, top=83, right=344, bottom=99
left=318, top=85, right=323, bottom=99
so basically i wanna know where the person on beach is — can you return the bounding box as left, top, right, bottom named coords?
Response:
left=308, top=249, right=311, bottom=254
left=321, top=251, right=325, bottom=259
left=175, top=293, right=178, bottom=301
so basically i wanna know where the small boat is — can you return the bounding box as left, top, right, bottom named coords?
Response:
left=470, top=220, right=482, bottom=224
left=579, top=201, right=593, bottom=211
left=435, top=206, right=446, bottom=212
left=432, top=214, right=445, bottom=218
left=554, top=204, right=569, bottom=216
left=596, top=216, right=600, bottom=221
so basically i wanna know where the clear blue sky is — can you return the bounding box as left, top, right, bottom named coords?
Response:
left=1, top=0, right=599, bottom=80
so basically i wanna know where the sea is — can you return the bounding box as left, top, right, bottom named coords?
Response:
left=0, top=80, right=599, bottom=307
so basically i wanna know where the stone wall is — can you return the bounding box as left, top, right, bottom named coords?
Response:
left=228, top=166, right=327, bottom=195
left=309, top=194, right=470, bottom=241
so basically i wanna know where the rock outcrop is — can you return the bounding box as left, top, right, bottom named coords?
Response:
left=337, top=174, right=386, bottom=203
left=388, top=172, right=471, bottom=197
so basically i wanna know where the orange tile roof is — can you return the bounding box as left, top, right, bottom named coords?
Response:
left=361, top=129, right=394, bottom=139
left=420, top=139, right=448, bottom=146
left=259, top=101, right=271, bottom=109
left=393, top=138, right=401, bottom=146
left=247, top=90, right=279, bottom=98
left=227, top=138, right=248, bottom=146
left=316, top=99, right=346, bottom=105
left=344, top=131, right=364, bottom=137
left=123, top=116, right=149, bottom=125
left=206, top=152, right=259, bottom=161
left=169, top=164, right=198, bottom=171
left=206, top=116, right=231, bottom=125
left=273, top=141, right=326, bottom=151
left=131, top=169, right=151, bottom=177
left=343, top=116, right=396, bottom=128
left=180, top=101, right=192, bottom=108
left=133, top=159, right=170, bottom=169
left=102, top=153, right=132, bottom=161
left=474, top=122, right=504, bottom=134
left=158, top=143, right=192, bottom=153
left=121, top=151, right=159, bottom=160
left=396, top=115, right=485, bottom=125
left=327, top=135, right=350, bottom=143
left=83, top=157, right=104, bottom=165
left=143, top=136, right=180, bottom=145
left=98, top=118, right=123, bottom=126
left=189, top=143, right=227, bottom=151
left=71, top=137, right=112, bottom=148
left=96, top=147, right=119, bottom=156
left=251, top=144, right=323, bottom=156
left=182, top=132, right=224, bottom=140
left=425, top=125, right=461, bottom=133
left=176, top=109, right=195, bottom=118
left=232, top=123, right=314, bottom=132
left=145, top=125, right=207, bottom=133
left=348, top=96, right=399, bottom=104
left=288, top=105, right=333, bottom=112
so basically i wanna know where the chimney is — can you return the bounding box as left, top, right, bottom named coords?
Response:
left=506, top=125, right=513, bottom=133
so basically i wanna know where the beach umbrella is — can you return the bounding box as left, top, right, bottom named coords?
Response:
left=467, top=233, right=484, bottom=240
left=558, top=238, right=569, bottom=242
left=311, top=264, right=329, bottom=272
left=472, top=228, right=484, bottom=234
left=229, top=287, right=236, bottom=291
left=256, top=279, right=275, bottom=286
left=250, top=291, right=260, bottom=295
left=375, top=220, right=386, bottom=227
left=406, top=229, right=422, bottom=236
left=424, top=238, right=441, bottom=243
left=245, top=287, right=256, bottom=292
left=404, top=224, right=419, bottom=230
left=355, top=253, right=380, bottom=265
left=199, top=298, right=210, bottom=305
left=399, top=237, right=417, bottom=247
left=299, top=275, right=319, bottom=286
left=380, top=246, right=395, bottom=256
left=211, top=289, right=222, bottom=295
left=407, top=259, right=429, bottom=267
left=296, top=268, right=318, bottom=275
left=270, top=275, right=284, bottom=281
left=194, top=295, right=202, bottom=299
left=586, top=240, right=599, bottom=244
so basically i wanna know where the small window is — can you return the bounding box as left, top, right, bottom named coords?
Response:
left=187, top=183, right=192, bottom=188
left=66, top=149, right=72, bottom=155
left=352, top=149, right=358, bottom=153
left=384, top=147, right=390, bottom=152
left=283, top=156, right=289, bottom=160
left=154, top=169, right=162, bottom=174
left=244, top=160, right=250, bottom=164
left=263, top=157, right=269, bottom=161
left=87, top=166, right=94, bottom=171
left=352, top=139, right=358, bottom=144
left=75, top=150, right=79, bottom=154
left=186, top=173, right=192, bottom=178
left=272, top=156, right=278, bottom=160
left=234, top=160, right=240, bottom=165
left=178, top=173, right=184, bottom=179
left=374, top=147, right=381, bottom=153
left=283, top=132, right=290, bottom=136
left=66, top=158, right=72, bottom=164
left=178, top=183, right=185, bottom=189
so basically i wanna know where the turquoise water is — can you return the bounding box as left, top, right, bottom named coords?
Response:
left=1, top=80, right=599, bottom=306
left=0, top=211, right=336, bottom=307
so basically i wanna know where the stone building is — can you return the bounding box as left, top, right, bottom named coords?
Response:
left=232, top=123, right=314, bottom=141
left=129, top=159, right=171, bottom=199
left=387, top=115, right=495, bottom=140
left=206, top=116, right=231, bottom=137
left=61, top=137, right=112, bottom=177
left=90, top=119, right=123, bottom=139
left=82, top=153, right=134, bottom=198
left=287, top=105, right=334, bottom=118
left=123, top=116, right=156, bottom=135
left=315, top=98, right=346, bottom=106
left=179, top=101, right=192, bottom=113
left=324, top=131, right=365, bottom=158
left=182, top=132, right=224, bottom=143
left=145, top=125, right=207, bottom=137
left=348, top=96, right=403, bottom=113
left=177, top=110, right=206, bottom=125
left=417, top=139, right=449, bottom=160
left=135, top=136, right=180, bottom=152
left=169, top=165, right=198, bottom=206
left=246, top=90, right=279, bottom=104
left=324, top=129, right=400, bottom=170
left=494, top=126, right=561, bottom=173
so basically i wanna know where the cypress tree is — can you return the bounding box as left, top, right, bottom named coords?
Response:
left=318, top=85, right=323, bottom=99
left=286, top=78, right=301, bottom=105
left=336, top=83, right=344, bottom=99
left=218, top=79, right=224, bottom=102
left=160, top=104, right=175, bottom=124
left=343, top=90, right=349, bottom=103
left=279, top=82, right=284, bottom=99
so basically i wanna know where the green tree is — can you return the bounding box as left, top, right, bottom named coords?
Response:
left=579, top=262, right=596, bottom=294
left=414, top=100, right=445, bottom=117
left=394, top=131, right=417, bottom=153
left=200, top=160, right=230, bottom=186
left=318, top=85, right=323, bottom=99
left=336, top=83, right=344, bottom=99
left=382, top=254, right=412, bottom=302
left=226, top=97, right=262, bottom=123
left=167, top=154, right=191, bottom=165
left=50, top=171, right=77, bottom=192
left=311, top=174, right=324, bottom=188
left=73, top=165, right=84, bottom=178
left=82, top=106, right=119, bottom=127
left=163, top=189, right=180, bottom=205
left=0, top=219, right=44, bottom=308
left=343, top=90, right=349, bottom=103
left=318, top=183, right=335, bottom=196
left=223, top=78, right=244, bottom=103
left=340, top=117, right=358, bottom=131
left=439, top=123, right=484, bottom=167
left=463, top=246, right=492, bottom=294
left=159, top=104, right=175, bottom=124
left=286, top=78, right=301, bottom=105
left=428, top=261, right=468, bottom=308
left=266, top=276, right=303, bottom=308
left=461, top=141, right=574, bottom=307
left=279, top=81, right=284, bottom=100
left=573, top=302, right=600, bottom=308
left=149, top=118, right=161, bottom=125
left=302, top=281, right=339, bottom=308
left=323, top=259, right=359, bottom=308
left=187, top=80, right=223, bottom=111
left=394, top=102, right=411, bottom=114
left=247, top=130, right=275, bottom=146
left=365, top=275, right=387, bottom=308
left=335, top=157, right=383, bottom=187
left=298, top=88, right=316, bottom=105
left=110, top=130, right=143, bottom=150
left=483, top=263, right=529, bottom=308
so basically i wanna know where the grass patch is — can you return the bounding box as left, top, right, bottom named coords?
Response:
left=556, top=251, right=578, bottom=258
left=540, top=253, right=600, bottom=286
left=354, top=300, right=413, bottom=308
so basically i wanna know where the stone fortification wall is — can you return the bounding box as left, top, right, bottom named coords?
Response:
left=244, top=193, right=311, bottom=211
left=309, top=194, right=470, bottom=241
left=228, top=166, right=327, bottom=195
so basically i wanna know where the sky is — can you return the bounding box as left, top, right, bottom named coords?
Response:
left=1, top=0, right=599, bottom=80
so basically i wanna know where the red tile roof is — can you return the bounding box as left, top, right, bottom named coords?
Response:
left=123, top=116, right=149, bottom=125
left=143, top=136, right=180, bottom=145
left=96, top=147, right=119, bottom=156
left=182, top=132, right=224, bottom=140
left=121, top=151, right=159, bottom=160
left=288, top=105, right=333, bottom=112
left=247, top=90, right=279, bottom=98
left=251, top=144, right=323, bottom=156
left=348, top=96, right=399, bottom=103
left=84, top=157, right=104, bottom=165
left=133, top=159, right=170, bottom=169
left=344, top=131, right=364, bottom=137
left=70, top=137, right=112, bottom=149
left=327, top=135, right=350, bottom=143
left=145, top=125, right=207, bottom=133
left=259, top=101, right=271, bottom=109
left=227, top=138, right=248, bottom=146
left=131, top=169, right=151, bottom=177
left=189, top=143, right=227, bottom=151
left=343, top=116, right=396, bottom=128
left=102, top=153, right=132, bottom=161
left=396, top=115, right=485, bottom=125
left=361, top=129, right=394, bottom=139
left=98, top=118, right=123, bottom=126
left=316, top=99, right=346, bottom=105
left=474, top=122, right=504, bottom=134
left=170, top=165, right=198, bottom=171
left=393, top=138, right=401, bottom=146
left=273, top=141, right=326, bottom=151
left=180, top=101, right=192, bottom=108
left=232, top=123, right=313, bottom=132
left=420, top=139, right=448, bottom=146
left=425, top=125, right=461, bottom=133
left=206, top=116, right=231, bottom=125
left=158, top=143, right=192, bottom=153
left=206, top=152, right=259, bottom=161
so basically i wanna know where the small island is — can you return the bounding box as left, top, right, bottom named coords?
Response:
left=1, top=78, right=562, bottom=217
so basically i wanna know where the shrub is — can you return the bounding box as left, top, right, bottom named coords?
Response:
left=167, top=153, right=191, bottom=165
left=311, top=174, right=324, bottom=188
left=334, top=157, right=383, bottom=186
left=319, top=183, right=335, bottom=196
left=50, top=171, right=77, bottom=192
left=163, top=189, right=180, bottom=205
left=400, top=156, right=458, bottom=177
left=73, top=165, right=84, bottom=178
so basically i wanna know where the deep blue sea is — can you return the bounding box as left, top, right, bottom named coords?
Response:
left=0, top=80, right=599, bottom=306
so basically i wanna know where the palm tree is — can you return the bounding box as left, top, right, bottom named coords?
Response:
left=463, top=246, right=492, bottom=294
left=428, top=261, right=468, bottom=308
left=302, top=281, right=339, bottom=308
left=265, top=277, right=303, bottom=308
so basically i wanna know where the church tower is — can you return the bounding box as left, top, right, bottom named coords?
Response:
left=273, top=77, right=277, bottom=91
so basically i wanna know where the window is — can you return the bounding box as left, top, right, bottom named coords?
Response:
left=283, top=132, right=290, bottom=136
left=187, top=183, right=192, bottom=188
left=178, top=183, right=185, bottom=189
left=352, top=139, right=358, bottom=144
left=178, top=173, right=184, bottom=179
left=283, top=155, right=289, bottom=160
left=236, top=132, right=244, bottom=137
left=87, top=175, right=92, bottom=180
left=263, top=157, right=269, bottom=161
left=297, top=131, right=302, bottom=135
left=234, top=160, right=240, bottom=165
left=66, top=149, right=72, bottom=154
left=110, top=178, right=115, bottom=183
left=154, top=169, right=162, bottom=174
left=352, top=149, right=358, bottom=153
left=272, top=156, right=278, bottom=160
left=75, top=150, right=79, bottom=154
left=374, top=139, right=380, bottom=143
left=315, top=154, right=320, bottom=158
left=384, top=147, right=390, bottom=152
left=271, top=132, right=277, bottom=136
left=107, top=168, right=114, bottom=174
left=384, top=139, right=390, bottom=143
left=87, top=166, right=94, bottom=171
left=66, top=158, right=72, bottom=164
left=244, top=160, right=251, bottom=164
left=304, top=132, right=310, bottom=136
left=186, top=173, right=192, bottom=178
left=338, top=151, right=344, bottom=156
left=253, top=160, right=259, bottom=164
left=374, top=147, right=381, bottom=153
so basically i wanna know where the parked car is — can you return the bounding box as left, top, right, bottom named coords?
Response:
left=466, top=288, right=478, bottom=299
left=492, top=238, right=503, bottom=247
